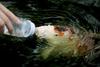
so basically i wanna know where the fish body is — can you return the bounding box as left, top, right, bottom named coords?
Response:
left=35, top=25, right=94, bottom=59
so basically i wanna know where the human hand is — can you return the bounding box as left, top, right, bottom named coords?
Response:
left=0, top=3, right=21, bottom=33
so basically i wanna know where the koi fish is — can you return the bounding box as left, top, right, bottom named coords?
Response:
left=35, top=25, right=95, bottom=59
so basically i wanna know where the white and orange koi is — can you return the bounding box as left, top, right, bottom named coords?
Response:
left=35, top=25, right=95, bottom=59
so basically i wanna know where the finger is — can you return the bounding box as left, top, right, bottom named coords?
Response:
left=0, top=10, right=13, bottom=33
left=0, top=18, right=4, bottom=32
left=0, top=3, right=21, bottom=24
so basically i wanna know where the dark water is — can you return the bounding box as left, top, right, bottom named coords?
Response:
left=0, top=0, right=100, bottom=67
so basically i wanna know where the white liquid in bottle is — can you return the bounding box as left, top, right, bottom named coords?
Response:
left=4, top=19, right=36, bottom=37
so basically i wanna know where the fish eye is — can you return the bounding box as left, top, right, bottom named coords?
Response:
left=55, top=34, right=58, bottom=36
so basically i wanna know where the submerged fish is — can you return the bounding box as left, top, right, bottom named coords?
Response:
left=35, top=25, right=95, bottom=59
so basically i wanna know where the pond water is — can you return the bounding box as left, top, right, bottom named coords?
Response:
left=0, top=1, right=100, bottom=67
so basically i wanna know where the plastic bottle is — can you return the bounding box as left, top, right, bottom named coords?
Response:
left=3, top=19, right=36, bottom=37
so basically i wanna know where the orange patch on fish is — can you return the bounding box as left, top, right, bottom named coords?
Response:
left=54, top=29, right=64, bottom=36
left=58, top=32, right=64, bottom=36
left=54, top=26, right=64, bottom=36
